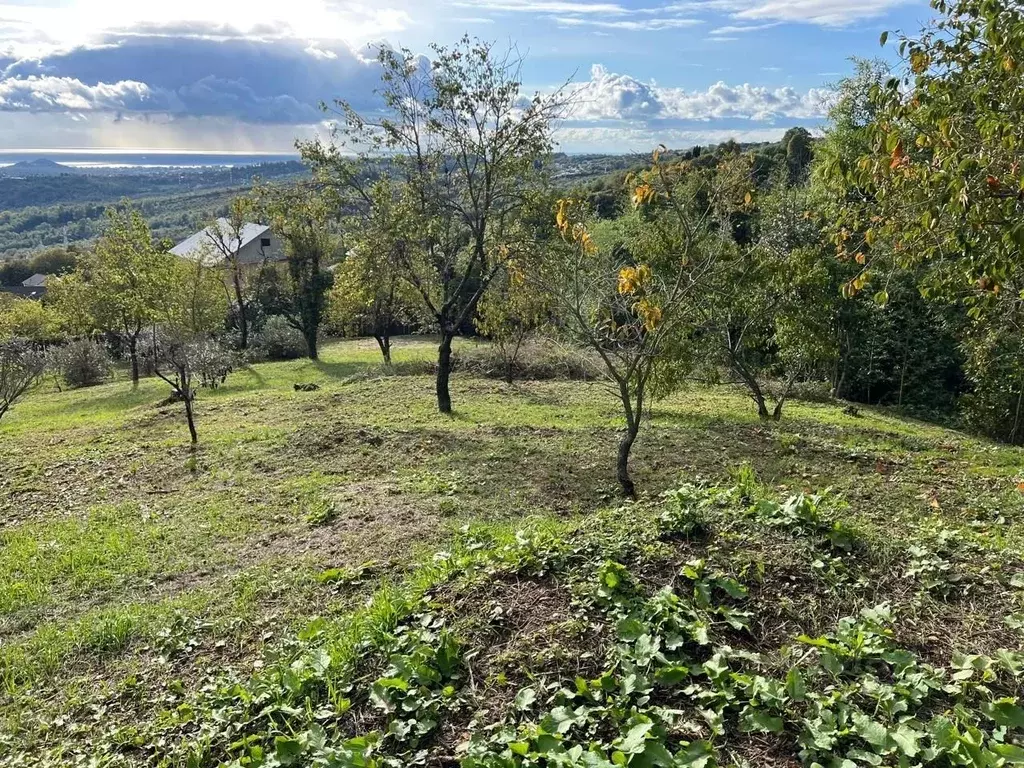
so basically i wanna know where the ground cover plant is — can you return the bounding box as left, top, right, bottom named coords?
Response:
left=0, top=336, right=1021, bottom=766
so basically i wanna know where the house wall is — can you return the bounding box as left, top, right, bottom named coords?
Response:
left=237, top=232, right=285, bottom=265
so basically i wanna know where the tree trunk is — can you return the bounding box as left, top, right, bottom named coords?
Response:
left=772, top=401, right=784, bottom=421
left=129, top=336, right=140, bottom=389
left=617, top=417, right=640, bottom=499
left=756, top=395, right=770, bottom=420
left=436, top=332, right=454, bottom=414
left=1012, top=374, right=1024, bottom=446
left=183, top=393, right=198, bottom=447
left=232, top=266, right=248, bottom=350
left=304, top=327, right=319, bottom=361
left=375, top=335, right=392, bottom=366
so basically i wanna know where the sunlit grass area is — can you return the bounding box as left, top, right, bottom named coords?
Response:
left=2, top=336, right=1022, bottom=764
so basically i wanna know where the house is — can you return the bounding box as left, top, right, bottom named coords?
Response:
left=170, top=219, right=285, bottom=266
left=0, top=273, right=50, bottom=299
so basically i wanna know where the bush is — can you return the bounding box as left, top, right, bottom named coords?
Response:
left=453, top=339, right=601, bottom=381
left=50, top=339, right=113, bottom=388
left=248, top=316, right=307, bottom=362
left=192, top=339, right=235, bottom=390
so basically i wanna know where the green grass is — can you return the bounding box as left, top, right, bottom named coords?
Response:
left=0, top=335, right=1022, bottom=765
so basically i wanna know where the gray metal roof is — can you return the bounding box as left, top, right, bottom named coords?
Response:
left=21, top=273, right=48, bottom=287
left=170, top=219, right=270, bottom=261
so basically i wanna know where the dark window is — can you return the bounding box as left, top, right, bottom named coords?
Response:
left=260, top=237, right=271, bottom=247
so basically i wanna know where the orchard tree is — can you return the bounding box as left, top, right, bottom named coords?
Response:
left=701, top=186, right=837, bottom=420
left=147, top=258, right=230, bottom=446
left=328, top=179, right=418, bottom=365
left=50, top=203, right=174, bottom=388
left=828, top=0, right=1024, bottom=307
left=302, top=36, right=569, bottom=413
left=823, top=1, right=1024, bottom=434
left=475, top=264, right=550, bottom=383
left=544, top=150, right=752, bottom=497
left=0, top=339, right=45, bottom=423
left=254, top=181, right=338, bottom=360
left=205, top=197, right=256, bottom=349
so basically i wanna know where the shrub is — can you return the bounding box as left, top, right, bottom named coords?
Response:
left=50, top=339, right=113, bottom=388
left=192, top=339, right=235, bottom=390
left=248, top=316, right=307, bottom=362
left=453, top=339, right=601, bottom=382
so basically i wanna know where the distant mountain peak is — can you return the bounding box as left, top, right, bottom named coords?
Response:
left=0, top=158, right=79, bottom=176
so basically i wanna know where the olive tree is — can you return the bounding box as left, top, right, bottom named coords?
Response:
left=302, top=36, right=569, bottom=413
left=0, top=339, right=45, bottom=423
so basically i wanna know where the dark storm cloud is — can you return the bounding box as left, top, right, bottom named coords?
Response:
left=0, top=34, right=393, bottom=122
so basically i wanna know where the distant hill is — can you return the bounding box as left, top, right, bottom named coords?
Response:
left=0, top=158, right=81, bottom=177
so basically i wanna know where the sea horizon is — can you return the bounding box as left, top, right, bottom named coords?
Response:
left=0, top=149, right=303, bottom=169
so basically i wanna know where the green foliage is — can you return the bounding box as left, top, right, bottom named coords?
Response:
left=254, top=181, right=339, bottom=361
left=248, top=315, right=308, bottom=361
left=303, top=35, right=566, bottom=412
left=0, top=295, right=58, bottom=341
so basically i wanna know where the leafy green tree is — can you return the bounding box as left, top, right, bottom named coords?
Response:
left=700, top=186, right=837, bottom=420
left=328, top=179, right=418, bottom=365
left=0, top=295, right=57, bottom=341
left=828, top=0, right=1024, bottom=306
left=254, top=182, right=338, bottom=361
left=49, top=203, right=174, bottom=388
left=782, top=127, right=813, bottom=184
left=302, top=36, right=568, bottom=413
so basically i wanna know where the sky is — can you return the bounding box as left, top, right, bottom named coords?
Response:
left=0, top=0, right=933, bottom=154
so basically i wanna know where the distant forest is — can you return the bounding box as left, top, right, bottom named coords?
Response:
left=0, top=161, right=307, bottom=253
left=0, top=148, right=783, bottom=256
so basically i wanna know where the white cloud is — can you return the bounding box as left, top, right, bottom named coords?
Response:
left=0, top=0, right=414, bottom=53
left=709, top=21, right=779, bottom=34
left=0, top=75, right=159, bottom=112
left=571, top=64, right=832, bottom=122
left=555, top=124, right=798, bottom=152
left=703, top=0, right=912, bottom=26
left=556, top=16, right=701, bottom=29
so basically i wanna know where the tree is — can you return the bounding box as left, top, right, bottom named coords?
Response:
left=700, top=185, right=837, bottom=420
left=205, top=197, right=255, bottom=349
left=0, top=295, right=57, bottom=341
left=543, top=150, right=750, bottom=497
left=474, top=265, right=550, bottom=383
left=328, top=179, right=418, bottom=365
left=0, top=339, right=45, bottom=423
left=827, top=0, right=1024, bottom=307
left=255, top=181, right=338, bottom=361
left=49, top=203, right=174, bottom=388
left=147, top=258, right=230, bottom=446
left=302, top=36, right=569, bottom=413
left=782, top=127, right=813, bottom=184
left=820, top=3, right=1024, bottom=436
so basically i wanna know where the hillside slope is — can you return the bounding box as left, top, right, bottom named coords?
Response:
left=0, top=338, right=1021, bottom=766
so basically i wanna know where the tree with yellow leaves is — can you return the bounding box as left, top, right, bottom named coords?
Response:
left=542, top=149, right=752, bottom=497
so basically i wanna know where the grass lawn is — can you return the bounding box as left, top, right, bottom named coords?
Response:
left=1, top=336, right=1022, bottom=766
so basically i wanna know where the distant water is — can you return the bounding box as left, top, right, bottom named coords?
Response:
left=0, top=150, right=301, bottom=169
